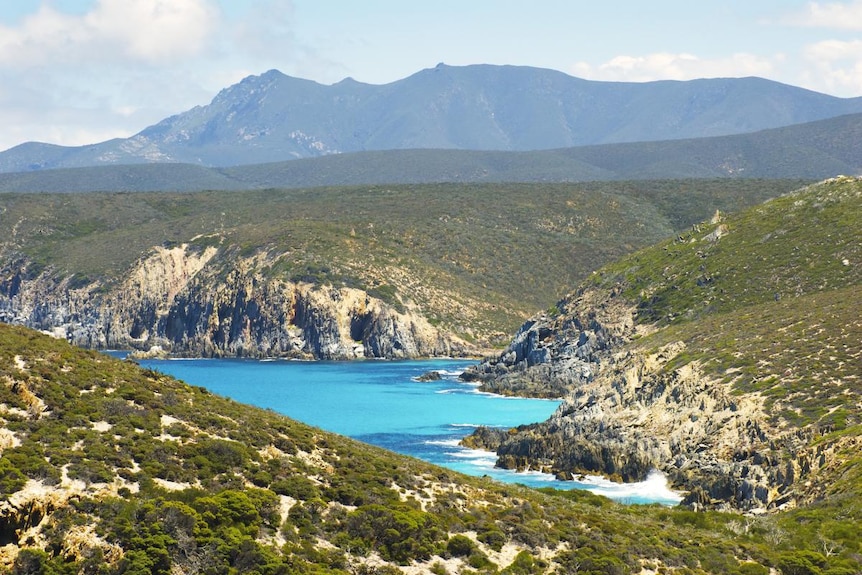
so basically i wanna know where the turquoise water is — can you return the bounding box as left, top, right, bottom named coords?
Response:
left=132, top=356, right=682, bottom=504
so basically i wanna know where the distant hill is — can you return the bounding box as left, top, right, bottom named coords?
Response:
left=0, top=112, right=859, bottom=193
left=2, top=64, right=862, bottom=173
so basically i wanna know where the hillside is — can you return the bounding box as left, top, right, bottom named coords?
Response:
left=0, top=113, right=857, bottom=194
left=463, top=177, right=862, bottom=516
left=0, top=179, right=803, bottom=358
left=1, top=323, right=860, bottom=574
left=2, top=64, right=862, bottom=172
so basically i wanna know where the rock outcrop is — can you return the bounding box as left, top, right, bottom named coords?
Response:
left=0, top=245, right=468, bottom=359
left=462, top=281, right=842, bottom=512
left=461, top=283, right=636, bottom=398
left=460, top=178, right=862, bottom=512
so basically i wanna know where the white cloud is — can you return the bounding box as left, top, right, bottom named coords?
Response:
left=0, top=0, right=233, bottom=150
left=569, top=52, right=777, bottom=83
left=87, top=0, right=219, bottom=62
left=801, top=39, right=862, bottom=95
left=785, top=1, right=862, bottom=30
left=805, top=38, right=862, bottom=60
left=0, top=0, right=218, bottom=67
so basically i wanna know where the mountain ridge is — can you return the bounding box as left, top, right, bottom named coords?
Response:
left=0, top=112, right=859, bottom=193
left=3, top=63, right=862, bottom=173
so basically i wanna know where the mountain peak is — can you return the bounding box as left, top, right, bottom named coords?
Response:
left=3, top=64, right=862, bottom=172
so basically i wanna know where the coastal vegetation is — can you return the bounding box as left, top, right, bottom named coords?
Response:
left=1, top=322, right=860, bottom=574
left=0, top=168, right=858, bottom=573
left=594, top=176, right=861, bottom=432
left=2, top=59, right=860, bottom=575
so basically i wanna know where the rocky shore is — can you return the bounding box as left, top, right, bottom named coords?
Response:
left=460, top=281, right=844, bottom=512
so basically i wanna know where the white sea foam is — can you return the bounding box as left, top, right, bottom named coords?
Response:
left=410, top=369, right=465, bottom=383
left=574, top=469, right=683, bottom=504
left=424, top=439, right=463, bottom=447
left=445, top=447, right=499, bottom=468
left=470, top=389, right=560, bottom=401
left=445, top=442, right=683, bottom=505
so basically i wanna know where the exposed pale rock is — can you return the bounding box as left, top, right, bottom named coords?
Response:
left=0, top=244, right=470, bottom=359
left=90, top=421, right=112, bottom=432
left=702, top=223, right=729, bottom=242
left=61, top=524, right=123, bottom=565
left=0, top=428, right=20, bottom=450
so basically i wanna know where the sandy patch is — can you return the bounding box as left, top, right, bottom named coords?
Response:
left=91, top=421, right=112, bottom=432
left=152, top=478, right=193, bottom=491
left=161, top=414, right=181, bottom=426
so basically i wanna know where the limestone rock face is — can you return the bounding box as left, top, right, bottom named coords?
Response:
left=0, top=245, right=467, bottom=359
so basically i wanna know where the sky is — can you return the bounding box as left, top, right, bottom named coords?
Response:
left=1, top=0, right=862, bottom=152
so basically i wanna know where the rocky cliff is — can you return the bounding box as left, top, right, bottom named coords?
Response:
left=464, top=283, right=858, bottom=512
left=463, top=177, right=862, bottom=511
left=0, top=244, right=467, bottom=359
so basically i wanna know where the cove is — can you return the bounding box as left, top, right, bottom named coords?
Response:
left=132, top=356, right=681, bottom=505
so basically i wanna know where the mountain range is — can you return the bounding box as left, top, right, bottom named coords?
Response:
left=0, top=112, right=859, bottom=193
left=2, top=64, right=862, bottom=173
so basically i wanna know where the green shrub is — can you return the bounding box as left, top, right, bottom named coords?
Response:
left=0, top=458, right=27, bottom=494
left=195, top=490, right=262, bottom=534
left=738, top=562, right=769, bottom=575
left=346, top=504, right=443, bottom=564
left=186, top=438, right=248, bottom=474
left=477, top=528, right=507, bottom=552
left=271, top=475, right=320, bottom=499
left=11, top=548, right=49, bottom=575
left=822, top=568, right=858, bottom=575
left=467, top=549, right=496, bottom=570
left=502, top=550, right=541, bottom=574
left=778, top=551, right=827, bottom=575
left=446, top=534, right=476, bottom=557
left=67, top=459, right=114, bottom=484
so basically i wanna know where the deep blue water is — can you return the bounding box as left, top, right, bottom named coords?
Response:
left=129, top=356, right=681, bottom=504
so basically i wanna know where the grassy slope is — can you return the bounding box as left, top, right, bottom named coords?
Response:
left=589, top=177, right=861, bottom=432
left=1, top=323, right=860, bottom=574
left=0, top=179, right=806, bottom=346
